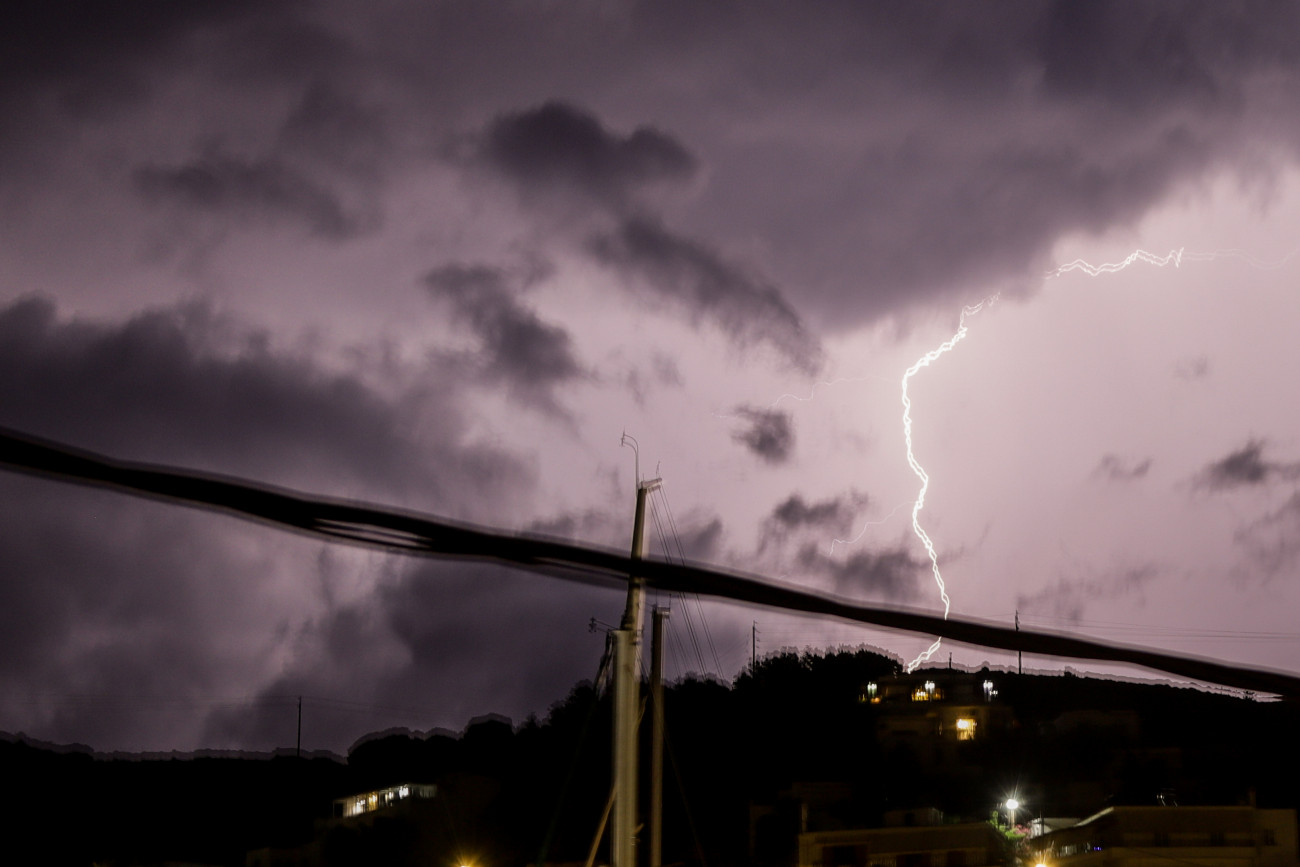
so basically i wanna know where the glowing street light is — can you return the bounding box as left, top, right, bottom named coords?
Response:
left=1005, top=797, right=1020, bottom=830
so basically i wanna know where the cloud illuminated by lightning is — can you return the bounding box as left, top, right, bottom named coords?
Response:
left=903, top=296, right=997, bottom=672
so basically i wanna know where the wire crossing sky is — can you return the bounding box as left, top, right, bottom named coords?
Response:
left=4, top=426, right=1298, bottom=699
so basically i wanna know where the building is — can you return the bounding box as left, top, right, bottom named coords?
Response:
left=1029, top=806, right=1298, bottom=867
left=331, top=782, right=437, bottom=819
left=864, top=672, right=1014, bottom=768
left=798, top=812, right=1008, bottom=867
left=246, top=784, right=439, bottom=867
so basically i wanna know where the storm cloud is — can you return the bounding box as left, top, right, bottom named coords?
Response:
left=1234, top=493, right=1300, bottom=581
left=766, top=492, right=867, bottom=537
left=589, top=217, right=822, bottom=372
left=1016, top=564, right=1159, bottom=624
left=201, top=559, right=619, bottom=752
left=424, top=263, right=585, bottom=409
left=1197, top=440, right=1300, bottom=491
left=6, top=1, right=1300, bottom=754
left=134, top=152, right=366, bottom=240
left=797, top=543, right=926, bottom=602
left=478, top=101, right=697, bottom=207
left=730, top=406, right=794, bottom=465
left=0, top=296, right=527, bottom=507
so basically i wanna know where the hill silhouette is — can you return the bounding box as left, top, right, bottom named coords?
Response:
left=5, top=647, right=1297, bottom=866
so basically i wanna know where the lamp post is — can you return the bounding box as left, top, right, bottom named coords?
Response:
left=1005, top=798, right=1020, bottom=831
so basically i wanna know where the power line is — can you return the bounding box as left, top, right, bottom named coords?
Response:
left=3, top=426, right=1300, bottom=698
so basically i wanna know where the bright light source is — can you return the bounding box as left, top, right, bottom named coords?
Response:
left=956, top=718, right=973, bottom=730
left=1006, top=798, right=1020, bottom=810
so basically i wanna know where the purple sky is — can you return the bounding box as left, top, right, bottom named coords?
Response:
left=4, top=1, right=1300, bottom=754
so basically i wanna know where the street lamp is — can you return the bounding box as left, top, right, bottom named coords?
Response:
left=1005, top=797, right=1020, bottom=830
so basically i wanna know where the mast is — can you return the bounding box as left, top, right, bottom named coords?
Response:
left=649, top=606, right=669, bottom=867
left=612, top=474, right=660, bottom=867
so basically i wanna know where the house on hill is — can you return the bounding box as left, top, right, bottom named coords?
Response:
left=1028, top=805, right=1298, bottom=867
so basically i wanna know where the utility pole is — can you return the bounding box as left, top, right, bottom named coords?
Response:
left=1015, top=610, right=1021, bottom=675
left=612, top=475, right=660, bottom=867
left=296, top=696, right=302, bottom=758
left=649, top=606, right=669, bottom=867
left=751, top=621, right=757, bottom=674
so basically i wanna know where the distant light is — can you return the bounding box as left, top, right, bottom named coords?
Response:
left=956, top=718, right=973, bottom=730
left=1006, top=798, right=1020, bottom=811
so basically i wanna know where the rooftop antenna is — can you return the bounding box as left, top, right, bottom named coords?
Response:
left=621, top=431, right=640, bottom=483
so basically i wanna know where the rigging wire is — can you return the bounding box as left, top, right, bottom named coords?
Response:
left=649, top=493, right=708, bottom=676
left=657, top=486, right=724, bottom=676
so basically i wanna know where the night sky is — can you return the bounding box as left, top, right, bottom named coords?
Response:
left=4, top=1, right=1300, bottom=754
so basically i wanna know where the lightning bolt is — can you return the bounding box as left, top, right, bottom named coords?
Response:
left=768, top=375, right=880, bottom=408
left=893, top=244, right=1293, bottom=673
left=902, top=295, right=997, bottom=673
left=1048, top=247, right=1187, bottom=277
left=1047, top=246, right=1297, bottom=279
left=828, top=500, right=911, bottom=556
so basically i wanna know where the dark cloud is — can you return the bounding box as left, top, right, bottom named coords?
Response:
left=424, top=263, right=585, bottom=409
left=478, top=101, right=697, bottom=206
left=1035, top=2, right=1296, bottom=111
left=587, top=2, right=1300, bottom=327
left=758, top=492, right=869, bottom=557
left=279, top=81, right=391, bottom=177
left=1016, top=564, right=1158, bottom=624
left=588, top=217, right=822, bottom=372
left=8, top=3, right=1300, bottom=328
left=1234, top=493, right=1300, bottom=580
left=0, top=473, right=321, bottom=752
left=770, top=493, right=854, bottom=530
left=618, top=350, right=683, bottom=407
left=203, top=560, right=619, bottom=751
left=134, top=152, right=366, bottom=240
left=0, top=1, right=256, bottom=110
left=730, top=406, right=794, bottom=464
left=1094, top=454, right=1152, bottom=482
left=672, top=517, right=724, bottom=562
left=797, top=543, right=925, bottom=601
left=0, top=296, right=527, bottom=506
left=0, top=296, right=550, bottom=752
left=1197, top=440, right=1300, bottom=491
